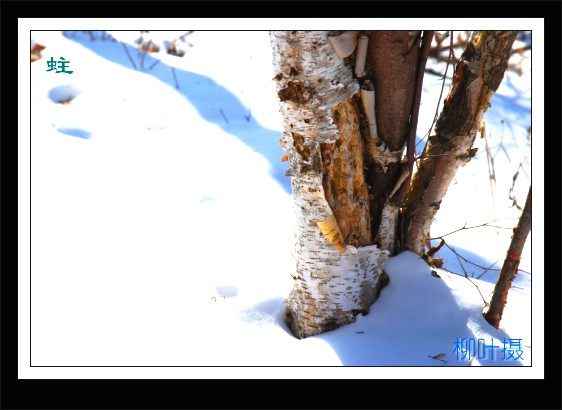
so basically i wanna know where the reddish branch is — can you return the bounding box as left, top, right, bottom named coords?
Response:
left=394, top=31, right=434, bottom=204
left=484, top=186, right=531, bottom=328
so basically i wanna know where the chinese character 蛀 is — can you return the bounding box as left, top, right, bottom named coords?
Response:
left=46, top=57, right=73, bottom=74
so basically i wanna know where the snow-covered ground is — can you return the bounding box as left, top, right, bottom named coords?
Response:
left=21, top=27, right=538, bottom=378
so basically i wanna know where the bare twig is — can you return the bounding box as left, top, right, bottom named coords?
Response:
left=483, top=130, right=498, bottom=231
left=444, top=243, right=499, bottom=273
left=428, top=219, right=515, bottom=240
left=140, top=50, right=146, bottom=69
left=171, top=67, right=179, bottom=89
left=149, top=59, right=161, bottom=70
left=421, top=31, right=454, bottom=145
left=172, top=30, right=194, bottom=44
left=476, top=260, right=500, bottom=280
left=408, top=31, right=434, bottom=173
left=243, top=108, right=252, bottom=122
left=428, top=353, right=447, bottom=363
left=508, top=163, right=524, bottom=211
left=427, top=221, right=531, bottom=277
left=121, top=42, right=137, bottom=69
left=219, top=108, right=229, bottom=124
left=447, top=246, right=488, bottom=306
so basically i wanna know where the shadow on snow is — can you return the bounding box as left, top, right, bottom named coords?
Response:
left=66, top=31, right=291, bottom=194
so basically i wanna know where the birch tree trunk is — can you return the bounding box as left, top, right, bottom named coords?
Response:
left=271, top=31, right=389, bottom=339
left=270, top=31, right=517, bottom=339
left=403, top=31, right=518, bottom=255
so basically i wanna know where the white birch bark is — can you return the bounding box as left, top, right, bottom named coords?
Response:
left=271, top=31, right=388, bottom=339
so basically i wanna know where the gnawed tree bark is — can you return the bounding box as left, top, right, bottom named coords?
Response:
left=403, top=31, right=518, bottom=255
left=271, top=31, right=389, bottom=339
left=484, top=186, right=531, bottom=328
left=271, top=31, right=517, bottom=339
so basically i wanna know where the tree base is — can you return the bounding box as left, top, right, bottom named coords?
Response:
left=285, top=270, right=390, bottom=340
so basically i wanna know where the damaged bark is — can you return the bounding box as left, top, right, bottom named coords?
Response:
left=270, top=30, right=518, bottom=340
left=271, top=31, right=388, bottom=339
left=403, top=31, right=518, bottom=255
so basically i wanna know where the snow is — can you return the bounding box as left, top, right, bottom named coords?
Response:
left=21, top=29, right=539, bottom=378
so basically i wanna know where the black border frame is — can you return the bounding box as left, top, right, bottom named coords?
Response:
left=2, top=1, right=561, bottom=409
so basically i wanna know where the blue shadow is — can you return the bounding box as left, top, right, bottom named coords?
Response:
left=316, top=251, right=524, bottom=366
left=65, top=31, right=291, bottom=194
left=53, top=126, right=92, bottom=139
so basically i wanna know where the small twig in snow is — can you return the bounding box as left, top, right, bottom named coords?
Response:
left=171, top=67, right=179, bottom=89
left=149, top=59, right=161, bottom=70
left=140, top=51, right=147, bottom=69
left=220, top=108, right=229, bottom=124
left=243, top=107, right=252, bottom=122
left=121, top=42, right=137, bottom=69
left=428, top=353, right=447, bottom=363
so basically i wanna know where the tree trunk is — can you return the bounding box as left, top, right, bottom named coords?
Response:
left=365, top=31, right=420, bottom=254
left=484, top=186, right=531, bottom=328
left=403, top=31, right=518, bottom=255
left=271, top=31, right=389, bottom=339
left=270, top=31, right=518, bottom=339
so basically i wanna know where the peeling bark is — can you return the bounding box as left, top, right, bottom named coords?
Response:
left=269, top=30, right=517, bottom=340
left=484, top=186, right=531, bottom=328
left=271, top=31, right=388, bottom=339
left=403, top=31, right=518, bottom=255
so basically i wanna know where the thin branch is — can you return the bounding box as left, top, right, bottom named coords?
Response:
left=428, top=219, right=516, bottom=240
left=171, top=67, right=179, bottom=89
left=121, top=42, right=137, bottom=70
left=171, top=30, right=194, bottom=44
left=219, top=108, right=229, bottom=124
left=396, top=31, right=434, bottom=202
left=476, top=260, right=500, bottom=280
left=408, top=31, right=434, bottom=173
left=483, top=130, right=498, bottom=232
left=444, top=243, right=500, bottom=273
left=447, top=246, right=488, bottom=306
left=140, top=49, right=147, bottom=69
left=422, top=30, right=454, bottom=144
left=149, top=59, right=161, bottom=70
left=434, top=241, right=530, bottom=276
left=508, top=163, right=524, bottom=211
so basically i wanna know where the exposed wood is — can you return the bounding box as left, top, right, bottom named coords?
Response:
left=271, top=31, right=388, bottom=339
left=321, top=99, right=372, bottom=247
